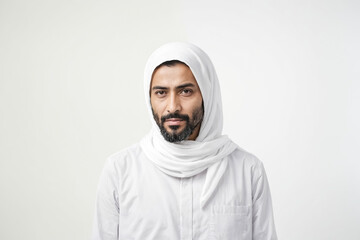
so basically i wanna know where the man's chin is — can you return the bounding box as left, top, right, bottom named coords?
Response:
left=165, top=124, right=184, bottom=132
left=165, top=128, right=183, bottom=136
left=158, top=121, right=193, bottom=142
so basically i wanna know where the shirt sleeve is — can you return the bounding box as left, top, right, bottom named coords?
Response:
left=251, top=160, right=278, bottom=240
left=92, top=157, right=120, bottom=240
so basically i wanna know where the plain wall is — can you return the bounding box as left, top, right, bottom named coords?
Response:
left=0, top=0, right=359, bottom=239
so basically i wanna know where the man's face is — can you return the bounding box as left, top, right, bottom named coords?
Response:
left=150, top=63, right=204, bottom=142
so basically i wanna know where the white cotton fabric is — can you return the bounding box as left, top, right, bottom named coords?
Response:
left=92, top=144, right=278, bottom=240
left=140, top=42, right=238, bottom=208
left=92, top=42, right=278, bottom=240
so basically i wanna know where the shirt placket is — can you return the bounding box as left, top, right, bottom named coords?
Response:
left=180, top=177, right=193, bottom=240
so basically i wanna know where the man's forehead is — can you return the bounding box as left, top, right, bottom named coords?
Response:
left=154, top=60, right=187, bottom=69
left=150, top=61, right=200, bottom=89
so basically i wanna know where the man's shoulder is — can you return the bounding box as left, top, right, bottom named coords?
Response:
left=108, top=143, right=141, bottom=160
left=107, top=143, right=143, bottom=163
left=229, top=146, right=264, bottom=168
left=99, top=142, right=146, bottom=179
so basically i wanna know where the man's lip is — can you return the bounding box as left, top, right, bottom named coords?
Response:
left=166, top=118, right=183, bottom=121
left=165, top=118, right=184, bottom=125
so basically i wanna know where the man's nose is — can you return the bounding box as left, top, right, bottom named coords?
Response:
left=167, top=93, right=181, bottom=113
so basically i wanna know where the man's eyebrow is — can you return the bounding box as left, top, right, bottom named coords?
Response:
left=152, top=83, right=196, bottom=91
left=176, top=83, right=195, bottom=89
left=152, top=86, right=168, bottom=90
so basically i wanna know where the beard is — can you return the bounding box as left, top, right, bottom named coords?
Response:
left=152, top=104, right=204, bottom=143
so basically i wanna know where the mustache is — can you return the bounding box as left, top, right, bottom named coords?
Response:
left=161, top=113, right=190, bottom=123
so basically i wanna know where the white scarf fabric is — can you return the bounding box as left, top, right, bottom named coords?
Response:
left=140, top=42, right=238, bottom=208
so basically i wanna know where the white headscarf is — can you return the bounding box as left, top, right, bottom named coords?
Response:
left=140, top=42, right=238, bottom=208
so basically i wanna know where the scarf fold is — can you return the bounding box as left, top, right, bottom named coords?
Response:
left=140, top=42, right=238, bottom=208
left=140, top=130, right=238, bottom=208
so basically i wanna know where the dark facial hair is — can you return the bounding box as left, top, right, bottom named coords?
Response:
left=152, top=104, right=204, bottom=143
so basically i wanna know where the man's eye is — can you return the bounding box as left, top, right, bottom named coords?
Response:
left=155, top=90, right=166, bottom=96
left=181, top=89, right=193, bottom=95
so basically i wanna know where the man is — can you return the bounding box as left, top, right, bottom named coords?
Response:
left=92, top=42, right=277, bottom=240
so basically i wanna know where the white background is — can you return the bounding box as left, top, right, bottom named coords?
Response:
left=0, top=0, right=359, bottom=239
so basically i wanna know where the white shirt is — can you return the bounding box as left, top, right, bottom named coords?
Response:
left=92, top=143, right=277, bottom=240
